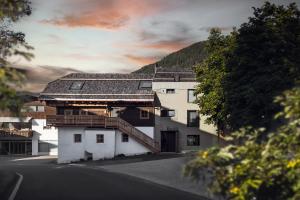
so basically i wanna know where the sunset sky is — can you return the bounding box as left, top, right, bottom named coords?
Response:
left=12, top=0, right=299, bottom=73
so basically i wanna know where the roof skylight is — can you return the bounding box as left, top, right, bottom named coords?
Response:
left=69, top=81, right=85, bottom=90
left=139, top=81, right=152, bottom=89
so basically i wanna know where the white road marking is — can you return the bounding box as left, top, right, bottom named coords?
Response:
left=8, top=172, right=23, bottom=200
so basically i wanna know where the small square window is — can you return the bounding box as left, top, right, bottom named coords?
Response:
left=96, top=134, right=104, bottom=143
left=64, top=110, right=73, bottom=115
left=166, top=89, right=175, bottom=94
left=161, top=109, right=175, bottom=117
left=37, top=106, right=45, bottom=112
left=140, top=109, right=149, bottom=119
left=69, top=81, right=84, bottom=90
left=74, top=134, right=82, bottom=143
left=73, top=109, right=80, bottom=115
left=187, top=135, right=200, bottom=146
left=122, top=134, right=129, bottom=142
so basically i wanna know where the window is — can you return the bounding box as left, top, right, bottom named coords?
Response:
left=187, top=110, right=199, bottom=127
left=188, top=89, right=196, bottom=103
left=187, top=135, right=200, bottom=146
left=140, top=109, right=149, bottom=119
left=27, top=106, right=45, bottom=112
left=37, top=106, right=45, bottom=112
left=74, top=134, right=82, bottom=143
left=80, top=110, right=88, bottom=115
left=122, top=134, right=129, bottom=142
left=161, top=109, right=175, bottom=117
left=69, top=81, right=84, bottom=90
left=166, top=89, right=175, bottom=94
left=73, top=109, right=80, bottom=115
left=64, top=110, right=73, bottom=115
left=96, top=134, right=104, bottom=143
left=139, top=81, right=152, bottom=89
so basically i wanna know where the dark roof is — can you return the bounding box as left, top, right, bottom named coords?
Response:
left=153, top=72, right=196, bottom=82
left=40, top=73, right=154, bottom=101
left=62, top=73, right=153, bottom=80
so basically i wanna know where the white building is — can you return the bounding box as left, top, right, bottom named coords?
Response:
left=0, top=71, right=225, bottom=163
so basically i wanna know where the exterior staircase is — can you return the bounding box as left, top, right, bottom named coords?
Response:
left=105, top=117, right=160, bottom=153
left=46, top=115, right=160, bottom=153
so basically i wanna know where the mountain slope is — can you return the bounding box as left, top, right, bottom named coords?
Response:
left=133, top=41, right=207, bottom=73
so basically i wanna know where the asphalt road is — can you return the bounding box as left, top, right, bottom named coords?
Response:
left=0, top=157, right=203, bottom=200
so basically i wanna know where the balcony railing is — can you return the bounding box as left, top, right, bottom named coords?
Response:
left=47, top=115, right=107, bottom=127
left=0, top=129, right=33, bottom=138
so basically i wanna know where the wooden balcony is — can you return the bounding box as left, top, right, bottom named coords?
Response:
left=0, top=129, right=33, bottom=138
left=46, top=115, right=160, bottom=153
left=46, top=115, right=107, bottom=127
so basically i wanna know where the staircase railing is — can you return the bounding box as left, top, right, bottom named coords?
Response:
left=106, top=117, right=160, bottom=153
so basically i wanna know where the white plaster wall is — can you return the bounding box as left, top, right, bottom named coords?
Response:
left=152, top=81, right=220, bottom=151
left=84, top=129, right=115, bottom=160
left=135, top=127, right=154, bottom=138
left=31, top=119, right=58, bottom=156
left=57, top=126, right=155, bottom=163
left=58, top=127, right=86, bottom=163
left=115, top=130, right=151, bottom=156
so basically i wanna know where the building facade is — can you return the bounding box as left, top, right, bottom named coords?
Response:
left=0, top=70, right=224, bottom=163
left=40, top=73, right=158, bottom=163
left=152, top=71, right=221, bottom=153
left=0, top=97, right=58, bottom=156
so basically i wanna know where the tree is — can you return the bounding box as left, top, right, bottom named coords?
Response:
left=226, top=2, right=300, bottom=131
left=0, top=0, right=33, bottom=114
left=185, top=86, right=300, bottom=200
left=194, top=29, right=235, bottom=133
left=194, top=2, right=300, bottom=132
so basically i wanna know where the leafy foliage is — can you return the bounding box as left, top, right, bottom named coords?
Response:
left=0, top=0, right=33, bottom=114
left=187, top=2, right=300, bottom=199
left=226, top=2, right=300, bottom=131
left=194, top=29, right=235, bottom=132
left=133, top=41, right=207, bottom=73
left=185, top=87, right=300, bottom=200
left=194, top=2, right=300, bottom=132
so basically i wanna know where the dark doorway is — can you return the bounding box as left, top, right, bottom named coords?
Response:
left=161, top=131, right=177, bottom=152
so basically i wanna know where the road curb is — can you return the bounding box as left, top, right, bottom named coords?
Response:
left=8, top=173, right=23, bottom=200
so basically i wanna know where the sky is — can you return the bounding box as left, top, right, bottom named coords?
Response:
left=12, top=0, right=300, bottom=73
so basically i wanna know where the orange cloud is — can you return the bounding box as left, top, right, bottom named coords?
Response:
left=140, top=40, right=190, bottom=52
left=124, top=54, right=162, bottom=65
left=41, top=0, right=166, bottom=30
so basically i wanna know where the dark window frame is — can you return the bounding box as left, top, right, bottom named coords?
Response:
left=187, top=110, right=199, bottom=127
left=187, top=89, right=196, bottom=103
left=122, top=134, right=129, bottom=142
left=96, top=134, right=104, bottom=143
left=140, top=109, right=150, bottom=119
left=187, top=135, right=200, bottom=146
left=74, top=134, right=82, bottom=143
left=166, top=89, right=175, bottom=94
left=161, top=109, right=175, bottom=117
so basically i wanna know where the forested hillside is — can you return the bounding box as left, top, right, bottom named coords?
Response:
left=133, top=41, right=207, bottom=73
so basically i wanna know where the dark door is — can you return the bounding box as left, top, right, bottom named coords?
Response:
left=161, top=131, right=176, bottom=152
